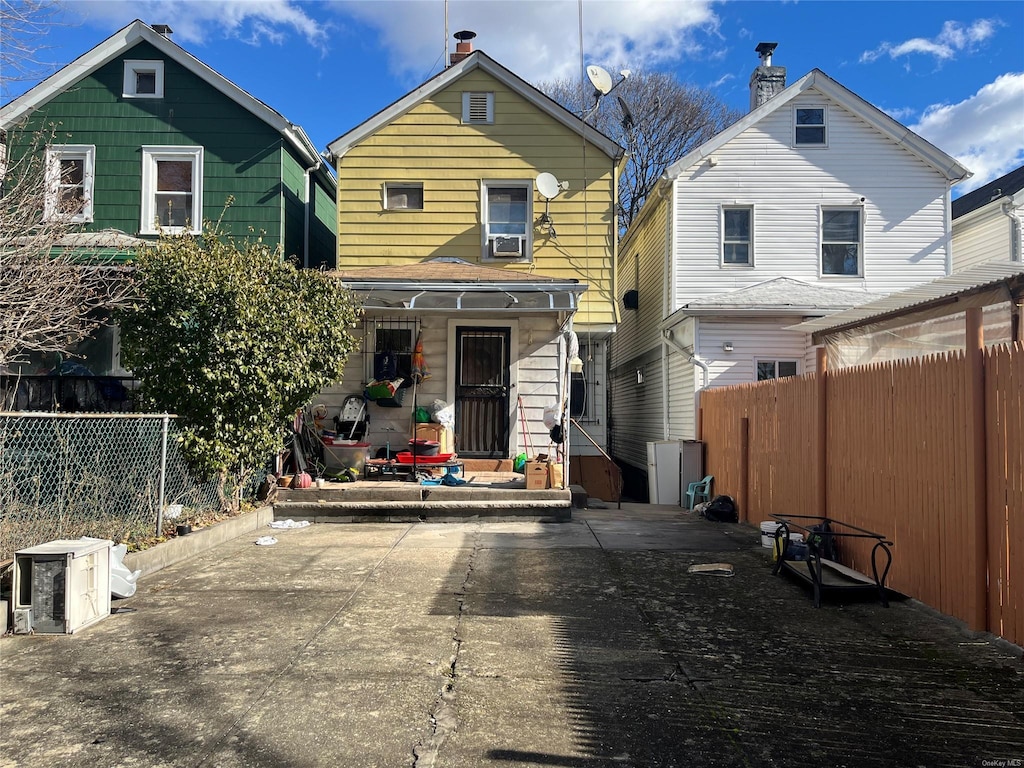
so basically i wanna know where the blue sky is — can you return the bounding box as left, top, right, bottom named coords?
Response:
left=10, top=0, right=1024, bottom=194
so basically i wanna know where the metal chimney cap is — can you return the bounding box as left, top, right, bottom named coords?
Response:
left=755, top=42, right=778, bottom=58
left=454, top=30, right=477, bottom=41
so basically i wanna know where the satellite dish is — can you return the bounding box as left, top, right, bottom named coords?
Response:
left=535, top=172, right=562, bottom=200
left=586, top=65, right=613, bottom=95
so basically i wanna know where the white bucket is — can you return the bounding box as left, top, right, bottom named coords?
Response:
left=760, top=521, right=782, bottom=548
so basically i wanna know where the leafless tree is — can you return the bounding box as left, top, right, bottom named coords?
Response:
left=0, top=125, right=134, bottom=369
left=540, top=70, right=740, bottom=231
left=0, top=0, right=67, bottom=102
left=1, top=0, right=133, bottom=370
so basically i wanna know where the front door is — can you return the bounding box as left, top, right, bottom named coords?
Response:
left=454, top=327, right=511, bottom=458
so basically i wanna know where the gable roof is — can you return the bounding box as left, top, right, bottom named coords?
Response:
left=678, top=276, right=881, bottom=316
left=664, top=69, right=970, bottom=183
left=326, top=50, right=622, bottom=161
left=0, top=20, right=333, bottom=191
left=952, top=164, right=1024, bottom=220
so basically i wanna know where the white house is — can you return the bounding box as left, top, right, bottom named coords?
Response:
left=609, top=43, right=971, bottom=490
left=952, top=164, right=1024, bottom=272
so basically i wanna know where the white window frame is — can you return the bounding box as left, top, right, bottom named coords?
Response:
left=794, top=105, right=827, bottom=147
left=140, top=146, right=203, bottom=235
left=44, top=144, right=95, bottom=223
left=756, top=359, right=799, bottom=381
left=383, top=182, right=424, bottom=211
left=819, top=206, right=864, bottom=277
left=721, top=205, right=754, bottom=267
left=481, top=180, right=533, bottom=262
left=462, top=92, right=494, bottom=124
left=123, top=60, right=165, bottom=98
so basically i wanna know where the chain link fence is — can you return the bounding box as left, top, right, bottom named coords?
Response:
left=0, top=413, right=228, bottom=562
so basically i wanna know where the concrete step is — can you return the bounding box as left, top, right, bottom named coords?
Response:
left=274, top=482, right=573, bottom=523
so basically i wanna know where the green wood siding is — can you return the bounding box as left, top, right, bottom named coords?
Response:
left=309, top=173, right=338, bottom=269
left=12, top=40, right=289, bottom=254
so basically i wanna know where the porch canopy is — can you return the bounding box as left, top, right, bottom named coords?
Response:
left=330, top=257, right=586, bottom=313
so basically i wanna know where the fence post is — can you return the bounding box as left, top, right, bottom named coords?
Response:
left=740, top=417, right=750, bottom=524
left=816, top=347, right=828, bottom=516
left=965, top=308, right=988, bottom=632
left=156, top=414, right=169, bottom=537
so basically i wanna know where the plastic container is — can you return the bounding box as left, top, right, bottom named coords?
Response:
left=408, top=439, right=440, bottom=456
left=760, top=521, right=783, bottom=548
left=324, top=442, right=369, bottom=472
left=772, top=532, right=805, bottom=561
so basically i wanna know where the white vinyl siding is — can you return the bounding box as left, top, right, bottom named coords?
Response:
left=671, top=90, right=951, bottom=304
left=952, top=201, right=1019, bottom=271
left=697, top=319, right=811, bottom=389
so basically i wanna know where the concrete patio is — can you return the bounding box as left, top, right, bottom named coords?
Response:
left=1, top=505, right=1021, bottom=767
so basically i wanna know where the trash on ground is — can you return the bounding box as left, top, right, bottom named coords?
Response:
left=268, top=519, right=311, bottom=529
left=687, top=563, right=735, bottom=577
left=255, top=536, right=278, bottom=546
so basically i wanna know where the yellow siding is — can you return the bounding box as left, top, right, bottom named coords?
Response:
left=336, top=69, right=618, bottom=326
left=613, top=193, right=669, bottom=365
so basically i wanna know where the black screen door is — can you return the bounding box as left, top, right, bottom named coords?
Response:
left=454, top=327, right=511, bottom=458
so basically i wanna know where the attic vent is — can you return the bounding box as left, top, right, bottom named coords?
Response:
left=462, top=92, right=494, bottom=124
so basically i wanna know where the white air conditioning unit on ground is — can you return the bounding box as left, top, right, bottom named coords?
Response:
left=489, top=236, right=525, bottom=258
left=13, top=538, right=112, bottom=634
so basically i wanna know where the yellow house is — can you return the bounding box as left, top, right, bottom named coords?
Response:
left=322, top=34, right=624, bottom=473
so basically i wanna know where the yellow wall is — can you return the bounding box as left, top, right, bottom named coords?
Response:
left=336, top=69, right=619, bottom=326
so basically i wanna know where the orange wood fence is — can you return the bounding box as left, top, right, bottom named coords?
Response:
left=700, top=340, right=1022, bottom=646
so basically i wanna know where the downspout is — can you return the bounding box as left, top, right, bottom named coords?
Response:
left=303, top=166, right=312, bottom=269
left=1000, top=197, right=1022, bottom=263
left=663, top=328, right=709, bottom=389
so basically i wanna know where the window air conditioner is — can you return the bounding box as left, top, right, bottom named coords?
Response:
left=489, top=236, right=525, bottom=258
left=13, top=538, right=112, bottom=634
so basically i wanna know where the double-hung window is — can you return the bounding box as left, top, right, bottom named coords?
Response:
left=141, top=146, right=203, bottom=234
left=795, top=107, right=826, bottom=146
left=482, top=181, right=531, bottom=261
left=757, top=360, right=798, bottom=381
left=722, top=206, right=753, bottom=266
left=45, top=145, right=95, bottom=222
left=821, top=207, right=862, bottom=276
left=123, top=60, right=165, bottom=98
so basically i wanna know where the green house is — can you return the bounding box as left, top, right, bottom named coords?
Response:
left=1, top=20, right=336, bottom=388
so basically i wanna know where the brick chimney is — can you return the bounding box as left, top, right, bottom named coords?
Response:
left=152, top=24, right=173, bottom=39
left=449, top=30, right=476, bottom=66
left=749, top=42, right=785, bottom=111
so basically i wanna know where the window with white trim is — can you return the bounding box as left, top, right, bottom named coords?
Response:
left=45, top=144, right=95, bottom=222
left=821, top=207, right=862, bottom=276
left=482, top=181, right=531, bottom=261
left=140, top=146, right=203, bottom=234
left=462, top=92, right=494, bottom=124
left=756, top=360, right=798, bottom=381
left=384, top=182, right=424, bottom=210
left=795, top=106, right=826, bottom=146
left=123, top=60, right=165, bottom=98
left=722, top=206, right=753, bottom=266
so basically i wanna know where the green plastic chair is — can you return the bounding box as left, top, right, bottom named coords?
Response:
left=686, top=475, right=714, bottom=509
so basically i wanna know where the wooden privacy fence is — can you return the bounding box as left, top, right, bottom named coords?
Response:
left=700, top=337, right=1022, bottom=646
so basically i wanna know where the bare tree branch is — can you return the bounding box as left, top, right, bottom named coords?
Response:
left=540, top=70, right=741, bottom=232
left=0, top=0, right=67, bottom=102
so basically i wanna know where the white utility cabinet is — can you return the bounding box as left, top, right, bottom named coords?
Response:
left=647, top=440, right=681, bottom=505
left=13, top=538, right=112, bottom=634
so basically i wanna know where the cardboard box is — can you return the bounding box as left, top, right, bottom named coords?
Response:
left=548, top=462, right=564, bottom=489
left=525, top=461, right=550, bottom=489
left=415, top=423, right=451, bottom=454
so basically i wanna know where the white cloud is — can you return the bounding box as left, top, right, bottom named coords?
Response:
left=911, top=72, right=1024, bottom=192
left=69, top=0, right=329, bottom=50
left=335, top=0, right=718, bottom=86
left=861, top=19, right=999, bottom=64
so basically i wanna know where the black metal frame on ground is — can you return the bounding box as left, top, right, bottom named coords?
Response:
left=769, top=514, right=894, bottom=608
